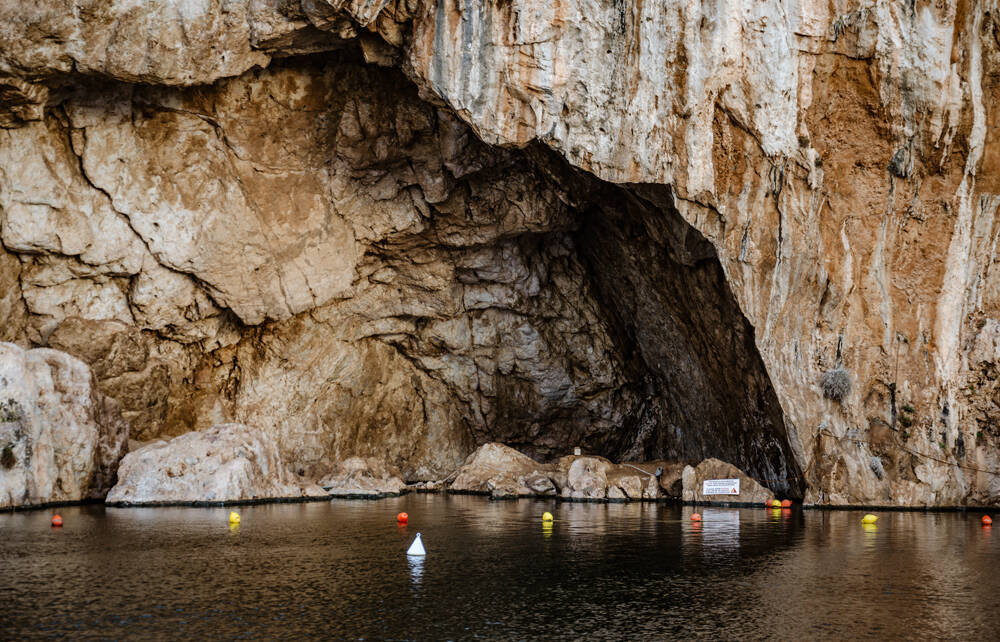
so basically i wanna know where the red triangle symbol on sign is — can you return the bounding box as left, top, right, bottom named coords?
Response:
left=731, top=488, right=737, bottom=493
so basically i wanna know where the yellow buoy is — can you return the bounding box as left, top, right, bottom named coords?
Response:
left=229, top=511, right=241, bottom=525
left=542, top=511, right=554, bottom=522
left=771, top=499, right=782, bottom=508
left=861, top=513, right=878, bottom=524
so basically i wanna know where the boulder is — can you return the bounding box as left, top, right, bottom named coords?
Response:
left=0, top=343, right=128, bottom=508
left=655, top=462, right=688, bottom=497
left=106, top=423, right=326, bottom=505
left=485, top=472, right=521, bottom=499
left=617, top=475, right=644, bottom=500
left=552, top=456, right=691, bottom=501
left=562, top=457, right=612, bottom=500
left=320, top=457, right=407, bottom=498
left=643, top=475, right=663, bottom=500
left=681, top=458, right=775, bottom=505
left=450, top=443, right=556, bottom=496
left=521, top=472, right=557, bottom=496
left=607, top=484, right=626, bottom=500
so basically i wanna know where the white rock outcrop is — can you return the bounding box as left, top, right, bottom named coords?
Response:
left=106, top=423, right=326, bottom=505
left=0, top=343, right=128, bottom=508
left=320, top=456, right=407, bottom=498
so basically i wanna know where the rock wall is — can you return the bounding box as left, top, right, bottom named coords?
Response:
left=0, top=0, right=998, bottom=505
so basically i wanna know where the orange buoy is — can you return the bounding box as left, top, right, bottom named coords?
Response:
left=51, top=515, right=63, bottom=527
left=780, top=499, right=792, bottom=508
left=690, top=513, right=702, bottom=521
left=983, top=515, right=993, bottom=526
left=397, top=512, right=408, bottom=524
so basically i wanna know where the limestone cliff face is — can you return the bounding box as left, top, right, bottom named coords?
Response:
left=0, top=0, right=998, bottom=505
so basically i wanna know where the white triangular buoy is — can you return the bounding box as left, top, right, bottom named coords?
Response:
left=407, top=532, right=426, bottom=556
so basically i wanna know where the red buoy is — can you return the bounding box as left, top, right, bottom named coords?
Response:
left=983, top=515, right=993, bottom=526
left=781, top=499, right=793, bottom=508
left=690, top=513, right=702, bottom=521
left=397, top=512, right=408, bottom=524
left=51, top=515, right=63, bottom=527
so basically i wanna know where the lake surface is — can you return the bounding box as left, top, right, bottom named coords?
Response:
left=2, top=496, right=998, bottom=639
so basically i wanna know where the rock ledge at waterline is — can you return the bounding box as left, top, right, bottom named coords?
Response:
left=320, top=456, right=408, bottom=498
left=445, top=443, right=774, bottom=505
left=106, top=424, right=327, bottom=505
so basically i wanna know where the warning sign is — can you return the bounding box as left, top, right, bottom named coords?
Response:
left=702, top=478, right=740, bottom=495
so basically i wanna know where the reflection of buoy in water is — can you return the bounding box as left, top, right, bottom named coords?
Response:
left=407, top=533, right=426, bottom=556
left=861, top=514, right=878, bottom=524
left=408, top=554, right=424, bottom=583
left=780, top=499, right=792, bottom=508
left=862, top=523, right=878, bottom=533
left=229, top=511, right=241, bottom=525
left=542, top=512, right=553, bottom=522
left=397, top=512, right=408, bottom=524
left=983, top=515, right=993, bottom=526
left=771, top=499, right=782, bottom=508
left=51, top=515, right=63, bottom=527
left=690, top=513, right=702, bottom=521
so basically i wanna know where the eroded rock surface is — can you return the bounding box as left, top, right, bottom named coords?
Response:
left=450, top=443, right=557, bottom=498
left=0, top=343, right=128, bottom=508
left=106, top=423, right=326, bottom=505
left=320, top=456, right=407, bottom=498
left=0, top=1, right=998, bottom=506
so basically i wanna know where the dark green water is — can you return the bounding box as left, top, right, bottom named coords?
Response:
left=1, top=495, right=998, bottom=639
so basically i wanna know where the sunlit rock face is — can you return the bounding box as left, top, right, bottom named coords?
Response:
left=1, top=0, right=998, bottom=505
left=0, top=343, right=128, bottom=508
left=106, top=423, right=327, bottom=505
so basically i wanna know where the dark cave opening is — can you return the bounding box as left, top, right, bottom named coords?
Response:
left=575, top=186, right=803, bottom=497
left=487, top=148, right=805, bottom=497
left=265, top=51, right=806, bottom=495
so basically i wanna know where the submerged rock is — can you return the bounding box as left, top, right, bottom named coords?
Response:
left=320, top=457, right=407, bottom=498
left=106, top=423, right=326, bottom=505
left=682, top=459, right=775, bottom=505
left=0, top=343, right=128, bottom=508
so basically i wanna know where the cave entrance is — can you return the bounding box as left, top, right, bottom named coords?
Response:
left=247, top=52, right=805, bottom=496
left=480, top=148, right=803, bottom=497
left=568, top=176, right=804, bottom=497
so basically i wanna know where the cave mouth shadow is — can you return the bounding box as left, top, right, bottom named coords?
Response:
left=261, top=53, right=804, bottom=496
left=522, top=149, right=805, bottom=498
